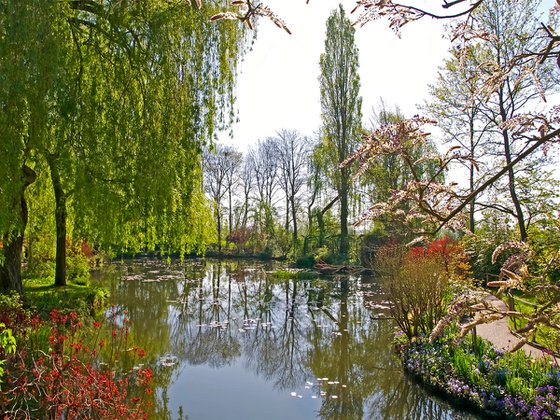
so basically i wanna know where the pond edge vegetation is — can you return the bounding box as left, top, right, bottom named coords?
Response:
left=374, top=235, right=560, bottom=419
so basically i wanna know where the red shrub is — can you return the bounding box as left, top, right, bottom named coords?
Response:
left=404, top=236, right=470, bottom=280
left=0, top=305, right=152, bottom=419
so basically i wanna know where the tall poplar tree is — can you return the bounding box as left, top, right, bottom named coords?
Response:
left=319, top=4, right=362, bottom=259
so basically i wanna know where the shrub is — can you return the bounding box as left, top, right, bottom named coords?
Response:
left=527, top=218, right=560, bottom=284
left=0, top=305, right=152, bottom=418
left=67, top=240, right=100, bottom=285
left=359, top=228, right=389, bottom=267
left=424, top=236, right=471, bottom=282
left=376, top=243, right=452, bottom=339
left=295, top=254, right=315, bottom=268
left=313, top=246, right=340, bottom=264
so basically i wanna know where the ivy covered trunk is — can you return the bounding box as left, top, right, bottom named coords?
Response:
left=0, top=228, right=25, bottom=293
left=0, top=166, right=36, bottom=293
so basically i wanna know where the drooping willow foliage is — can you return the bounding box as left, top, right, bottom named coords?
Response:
left=0, top=0, right=250, bottom=290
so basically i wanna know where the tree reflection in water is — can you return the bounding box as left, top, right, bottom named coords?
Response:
left=94, top=259, right=478, bottom=420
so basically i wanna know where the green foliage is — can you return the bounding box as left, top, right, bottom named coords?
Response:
left=0, top=323, right=16, bottom=385
left=66, top=241, right=93, bottom=286
left=1, top=0, right=249, bottom=291
left=527, top=217, right=560, bottom=284
left=460, top=213, right=517, bottom=282
left=24, top=166, right=56, bottom=277
left=452, top=350, right=479, bottom=384
left=89, top=287, right=110, bottom=314
left=313, top=246, right=337, bottom=264
left=272, top=227, right=292, bottom=259
left=295, top=254, right=315, bottom=268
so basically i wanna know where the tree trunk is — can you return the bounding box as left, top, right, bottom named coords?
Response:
left=316, top=196, right=339, bottom=250
left=317, top=211, right=325, bottom=248
left=242, top=190, right=249, bottom=231
left=469, top=162, right=476, bottom=234
left=216, top=203, right=222, bottom=255
left=291, top=194, right=298, bottom=256
left=48, top=158, right=67, bottom=287
left=0, top=232, right=25, bottom=293
left=304, top=185, right=319, bottom=255
left=339, top=175, right=349, bottom=259
left=228, top=189, right=233, bottom=250
left=503, top=133, right=527, bottom=241
left=499, top=91, right=527, bottom=241
left=303, top=206, right=312, bottom=255
left=468, top=119, right=476, bottom=234
left=0, top=166, right=36, bottom=293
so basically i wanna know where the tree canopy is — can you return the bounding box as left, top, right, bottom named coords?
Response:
left=0, top=0, right=249, bottom=291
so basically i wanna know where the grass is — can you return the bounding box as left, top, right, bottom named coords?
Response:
left=271, top=269, right=319, bottom=280
left=506, top=293, right=560, bottom=353
left=23, top=277, right=109, bottom=317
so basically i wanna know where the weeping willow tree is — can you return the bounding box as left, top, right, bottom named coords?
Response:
left=0, top=0, right=248, bottom=291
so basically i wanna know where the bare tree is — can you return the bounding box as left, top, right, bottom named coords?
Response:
left=223, top=147, right=243, bottom=247
left=247, top=138, right=279, bottom=239
left=238, top=154, right=254, bottom=232
left=423, top=49, right=492, bottom=234
left=203, top=144, right=241, bottom=254
left=273, top=129, right=309, bottom=254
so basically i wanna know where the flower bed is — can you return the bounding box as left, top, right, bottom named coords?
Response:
left=397, top=332, right=560, bottom=419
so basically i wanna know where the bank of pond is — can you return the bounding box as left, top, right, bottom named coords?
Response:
left=0, top=258, right=557, bottom=419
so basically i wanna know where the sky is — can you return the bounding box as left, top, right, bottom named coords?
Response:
left=217, top=0, right=452, bottom=150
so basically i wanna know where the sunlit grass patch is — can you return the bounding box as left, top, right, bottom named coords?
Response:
left=271, top=269, right=319, bottom=280
left=23, top=280, right=109, bottom=317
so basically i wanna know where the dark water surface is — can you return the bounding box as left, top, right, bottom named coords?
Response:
left=92, top=259, right=478, bottom=420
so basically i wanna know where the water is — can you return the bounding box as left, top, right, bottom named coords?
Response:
left=92, top=258, right=478, bottom=419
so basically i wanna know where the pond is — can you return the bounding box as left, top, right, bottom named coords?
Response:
left=92, top=258, right=478, bottom=420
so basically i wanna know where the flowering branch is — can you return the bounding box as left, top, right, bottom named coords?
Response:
left=351, top=0, right=483, bottom=35
left=211, top=1, right=292, bottom=34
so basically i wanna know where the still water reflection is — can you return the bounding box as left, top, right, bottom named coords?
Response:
left=92, top=259, right=478, bottom=420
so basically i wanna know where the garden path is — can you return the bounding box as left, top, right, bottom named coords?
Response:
left=476, top=294, right=560, bottom=365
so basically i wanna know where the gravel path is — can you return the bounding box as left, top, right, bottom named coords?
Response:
left=475, top=294, right=560, bottom=364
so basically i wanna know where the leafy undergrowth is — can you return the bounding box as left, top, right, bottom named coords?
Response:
left=0, top=294, right=152, bottom=419
left=397, top=331, right=560, bottom=419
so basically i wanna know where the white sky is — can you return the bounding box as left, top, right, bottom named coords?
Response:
left=218, top=0, right=451, bottom=150
left=217, top=1, right=557, bottom=151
